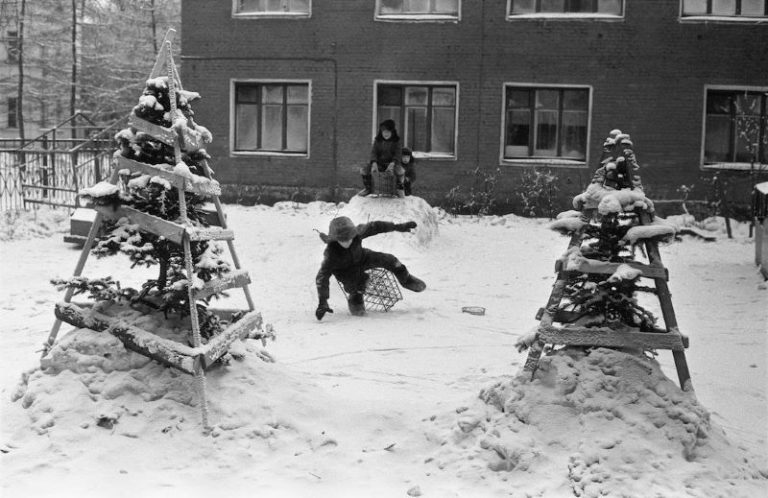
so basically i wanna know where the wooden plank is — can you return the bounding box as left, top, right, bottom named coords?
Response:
left=115, top=155, right=221, bottom=196
left=23, top=199, right=78, bottom=209
left=200, top=311, right=264, bottom=369
left=537, top=325, right=686, bottom=351
left=21, top=183, right=78, bottom=193
left=116, top=155, right=185, bottom=189
left=94, top=205, right=186, bottom=245
left=192, top=270, right=251, bottom=301
left=128, top=114, right=203, bottom=152
left=129, top=115, right=177, bottom=145
left=54, top=302, right=197, bottom=375
left=557, top=257, right=668, bottom=281
left=187, top=226, right=235, bottom=242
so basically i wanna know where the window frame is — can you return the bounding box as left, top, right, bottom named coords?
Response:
left=699, top=85, right=768, bottom=171
left=506, top=0, right=625, bottom=21
left=232, top=0, right=311, bottom=19
left=499, top=83, right=592, bottom=168
left=229, top=79, right=312, bottom=158
left=374, top=0, right=461, bottom=22
left=373, top=80, right=460, bottom=160
left=680, top=0, right=768, bottom=23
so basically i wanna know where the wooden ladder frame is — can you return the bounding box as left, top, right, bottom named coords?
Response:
left=44, top=30, right=259, bottom=429
left=524, top=211, right=693, bottom=393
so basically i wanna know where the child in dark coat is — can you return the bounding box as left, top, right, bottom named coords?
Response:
left=315, top=216, right=426, bottom=320
left=401, top=147, right=416, bottom=196
left=360, top=119, right=406, bottom=198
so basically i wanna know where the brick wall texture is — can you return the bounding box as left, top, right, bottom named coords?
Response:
left=181, top=1, right=768, bottom=211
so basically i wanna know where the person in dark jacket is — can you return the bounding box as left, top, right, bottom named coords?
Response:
left=360, top=119, right=406, bottom=198
left=401, top=147, right=416, bottom=196
left=315, top=216, right=426, bottom=319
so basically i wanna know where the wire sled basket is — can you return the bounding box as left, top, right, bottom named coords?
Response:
left=337, top=267, right=403, bottom=312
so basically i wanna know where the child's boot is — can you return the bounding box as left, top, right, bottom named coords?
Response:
left=392, top=265, right=426, bottom=292
left=358, top=175, right=373, bottom=197
left=402, top=274, right=426, bottom=292
left=347, top=292, right=366, bottom=315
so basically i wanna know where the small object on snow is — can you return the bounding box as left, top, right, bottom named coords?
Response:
left=407, top=486, right=422, bottom=497
left=462, top=306, right=485, bottom=316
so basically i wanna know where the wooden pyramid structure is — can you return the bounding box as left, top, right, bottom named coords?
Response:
left=524, top=210, right=694, bottom=393
left=44, top=30, right=265, bottom=428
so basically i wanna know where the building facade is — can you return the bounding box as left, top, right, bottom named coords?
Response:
left=181, top=0, right=768, bottom=212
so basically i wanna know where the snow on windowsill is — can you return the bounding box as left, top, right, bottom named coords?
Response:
left=232, top=12, right=310, bottom=19
left=501, top=158, right=587, bottom=168
left=700, top=162, right=768, bottom=172
left=376, top=14, right=460, bottom=22
left=230, top=150, right=309, bottom=159
left=679, top=15, right=768, bottom=24
left=506, top=13, right=624, bottom=21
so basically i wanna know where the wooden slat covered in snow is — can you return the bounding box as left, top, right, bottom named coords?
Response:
left=94, top=205, right=186, bottom=244
left=54, top=302, right=198, bottom=375
left=129, top=114, right=203, bottom=151
left=116, top=155, right=221, bottom=196
left=537, top=324, right=687, bottom=351
left=192, top=270, right=251, bottom=301
left=200, top=311, right=264, bottom=369
left=555, top=257, right=668, bottom=281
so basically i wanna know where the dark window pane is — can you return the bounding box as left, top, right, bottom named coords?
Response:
left=237, top=85, right=260, bottom=103
left=507, top=89, right=531, bottom=108
left=540, top=0, right=566, bottom=13
left=379, top=86, right=403, bottom=106
left=704, top=115, right=732, bottom=162
left=707, top=93, right=732, bottom=114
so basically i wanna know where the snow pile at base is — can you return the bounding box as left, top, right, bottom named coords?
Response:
left=427, top=348, right=766, bottom=497
left=11, top=323, right=336, bottom=447
left=0, top=208, right=69, bottom=241
left=339, top=195, right=439, bottom=248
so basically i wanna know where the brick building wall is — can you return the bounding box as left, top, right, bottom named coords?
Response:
left=181, top=1, right=768, bottom=212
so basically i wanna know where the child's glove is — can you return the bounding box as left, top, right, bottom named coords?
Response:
left=315, top=301, right=333, bottom=321
left=395, top=221, right=417, bottom=232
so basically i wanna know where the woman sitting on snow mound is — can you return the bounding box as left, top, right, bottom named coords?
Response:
left=315, top=216, right=426, bottom=320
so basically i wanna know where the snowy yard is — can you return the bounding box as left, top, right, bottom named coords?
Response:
left=1, top=200, right=766, bottom=497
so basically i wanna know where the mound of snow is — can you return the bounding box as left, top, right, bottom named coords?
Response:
left=427, top=348, right=766, bottom=497
left=0, top=208, right=69, bottom=241
left=339, top=195, right=439, bottom=249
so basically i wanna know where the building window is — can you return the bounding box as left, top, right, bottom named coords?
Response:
left=682, top=0, right=767, bottom=17
left=6, top=30, right=19, bottom=63
left=376, top=83, right=457, bottom=156
left=233, top=82, right=309, bottom=154
left=8, top=97, right=18, bottom=128
left=704, top=89, right=767, bottom=165
left=233, top=0, right=310, bottom=17
left=509, top=0, right=623, bottom=16
left=503, top=86, right=589, bottom=161
left=376, top=0, right=460, bottom=19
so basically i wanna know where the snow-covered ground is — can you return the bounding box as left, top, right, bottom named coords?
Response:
left=1, top=200, right=766, bottom=497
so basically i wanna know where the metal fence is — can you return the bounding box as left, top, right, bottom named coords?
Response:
left=0, top=115, right=128, bottom=212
